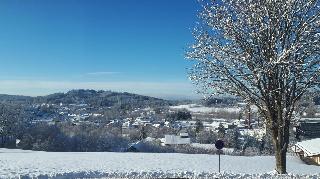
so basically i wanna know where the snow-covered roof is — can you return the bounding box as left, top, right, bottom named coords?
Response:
left=128, top=141, right=146, bottom=152
left=295, top=138, right=320, bottom=156
left=179, top=133, right=189, bottom=137
left=299, top=118, right=320, bottom=123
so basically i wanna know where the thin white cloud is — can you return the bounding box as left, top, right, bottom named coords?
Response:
left=86, top=72, right=121, bottom=76
left=0, top=80, right=200, bottom=99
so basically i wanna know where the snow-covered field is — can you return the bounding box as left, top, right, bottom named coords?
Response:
left=170, top=104, right=242, bottom=113
left=0, top=148, right=319, bottom=179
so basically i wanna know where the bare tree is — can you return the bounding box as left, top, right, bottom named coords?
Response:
left=187, top=0, right=319, bottom=174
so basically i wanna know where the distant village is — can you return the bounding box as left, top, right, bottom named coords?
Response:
left=27, top=100, right=320, bottom=165
left=0, top=90, right=319, bottom=166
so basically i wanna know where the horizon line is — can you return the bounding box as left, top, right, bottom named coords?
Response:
left=0, top=80, right=202, bottom=100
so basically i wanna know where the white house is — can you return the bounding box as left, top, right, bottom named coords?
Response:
left=163, top=133, right=191, bottom=145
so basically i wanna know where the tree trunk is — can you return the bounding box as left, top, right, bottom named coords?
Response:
left=270, top=110, right=290, bottom=174
left=271, top=118, right=290, bottom=174
left=275, top=146, right=286, bottom=174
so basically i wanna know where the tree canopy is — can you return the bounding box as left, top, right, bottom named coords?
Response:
left=187, top=0, right=319, bottom=174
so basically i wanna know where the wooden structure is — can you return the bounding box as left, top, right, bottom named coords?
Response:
left=293, top=138, right=320, bottom=165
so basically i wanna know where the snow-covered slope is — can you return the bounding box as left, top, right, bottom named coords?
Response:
left=170, top=104, right=241, bottom=113
left=0, top=148, right=319, bottom=178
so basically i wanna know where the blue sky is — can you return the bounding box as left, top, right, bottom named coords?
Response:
left=0, top=0, right=200, bottom=99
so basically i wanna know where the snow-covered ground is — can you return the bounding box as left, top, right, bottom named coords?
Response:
left=0, top=148, right=319, bottom=179
left=170, top=104, right=241, bottom=113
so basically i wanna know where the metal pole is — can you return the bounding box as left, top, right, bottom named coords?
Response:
left=219, top=150, right=221, bottom=173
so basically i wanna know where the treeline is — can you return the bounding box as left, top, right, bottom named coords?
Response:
left=201, top=97, right=240, bottom=107
left=18, top=123, right=129, bottom=152
left=0, top=103, right=31, bottom=148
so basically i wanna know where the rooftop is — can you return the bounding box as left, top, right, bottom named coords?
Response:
left=295, top=138, right=320, bottom=156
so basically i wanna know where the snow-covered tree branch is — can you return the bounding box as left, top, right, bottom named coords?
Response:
left=187, top=0, right=319, bottom=174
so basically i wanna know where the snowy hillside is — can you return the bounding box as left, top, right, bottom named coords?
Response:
left=0, top=148, right=319, bottom=178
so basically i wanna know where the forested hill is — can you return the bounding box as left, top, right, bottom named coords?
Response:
left=0, top=89, right=174, bottom=108
left=0, top=94, right=33, bottom=104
